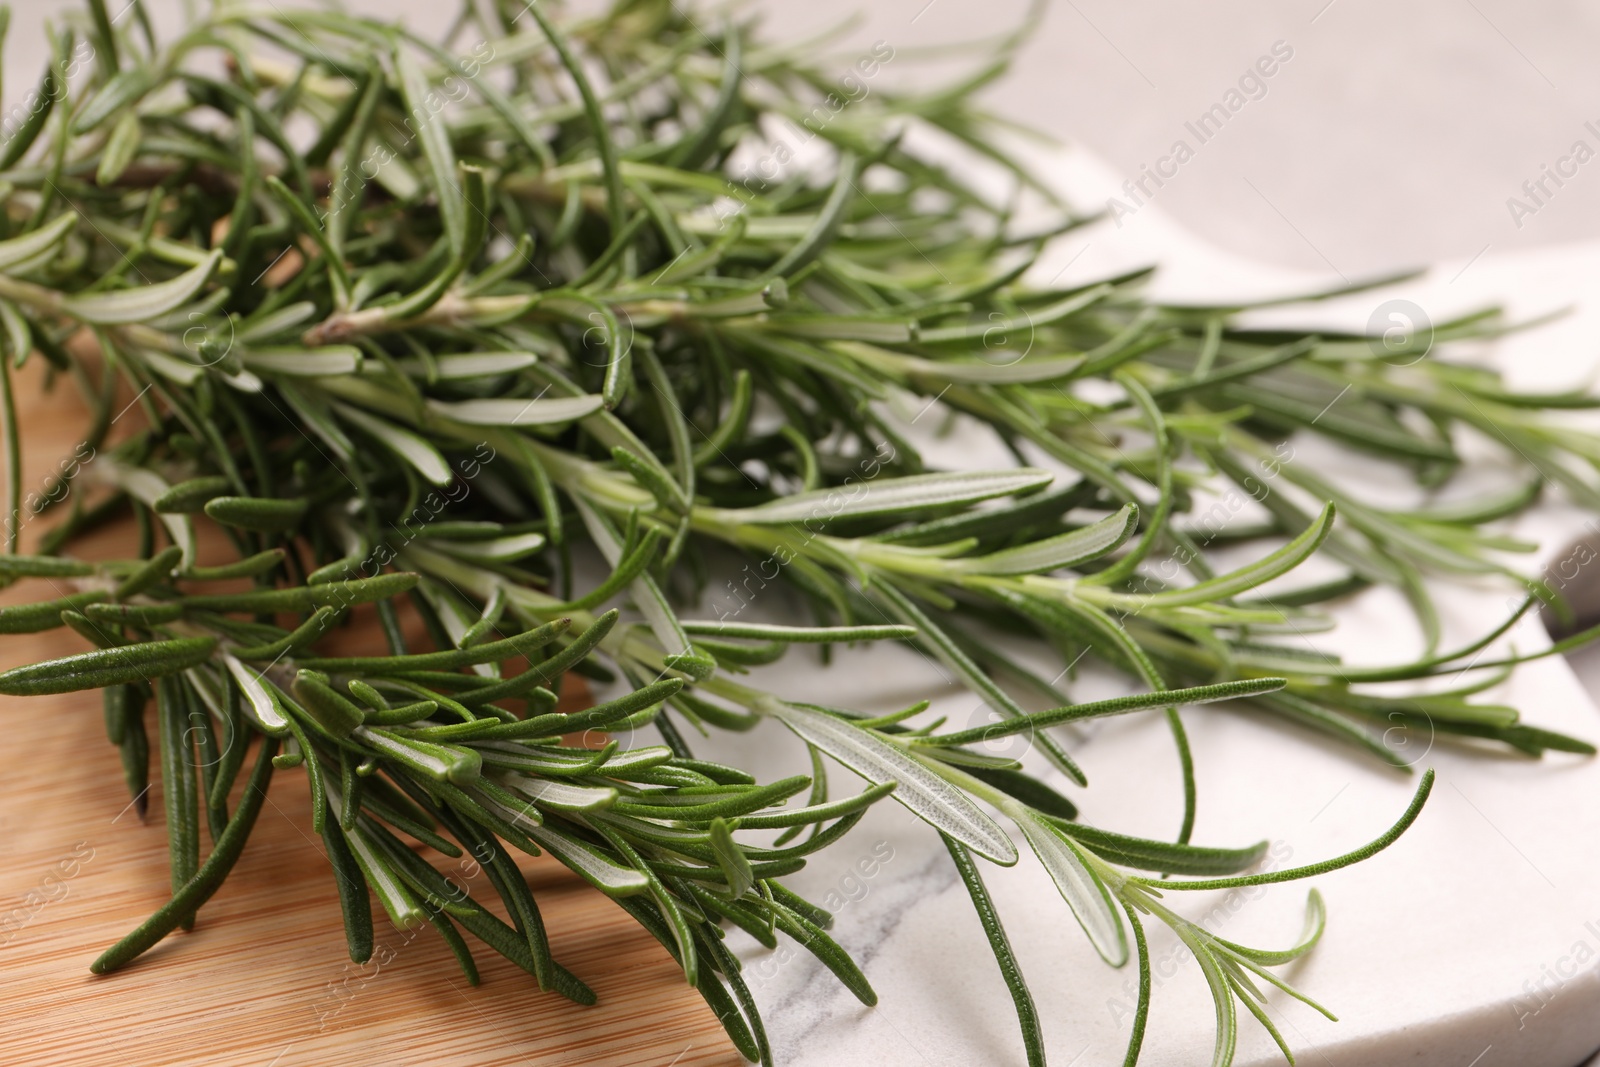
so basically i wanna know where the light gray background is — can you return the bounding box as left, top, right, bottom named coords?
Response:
left=750, top=0, right=1600, bottom=277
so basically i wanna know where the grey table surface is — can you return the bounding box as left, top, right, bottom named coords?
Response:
left=747, top=0, right=1600, bottom=279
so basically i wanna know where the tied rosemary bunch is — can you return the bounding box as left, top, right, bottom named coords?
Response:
left=0, top=1, right=1594, bottom=1064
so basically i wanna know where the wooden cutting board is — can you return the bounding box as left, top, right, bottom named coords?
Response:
left=0, top=361, right=741, bottom=1067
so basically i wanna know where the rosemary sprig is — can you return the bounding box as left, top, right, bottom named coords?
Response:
left=0, top=3, right=1592, bottom=1065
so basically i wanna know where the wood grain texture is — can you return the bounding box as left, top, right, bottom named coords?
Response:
left=0, top=362, right=742, bottom=1067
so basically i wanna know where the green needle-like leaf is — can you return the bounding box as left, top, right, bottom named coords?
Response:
left=0, top=637, right=217, bottom=695
left=1015, top=810, right=1127, bottom=966
left=61, top=250, right=223, bottom=325
left=766, top=700, right=1018, bottom=864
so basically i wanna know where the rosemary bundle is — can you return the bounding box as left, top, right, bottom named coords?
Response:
left=0, top=1, right=1595, bottom=1064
